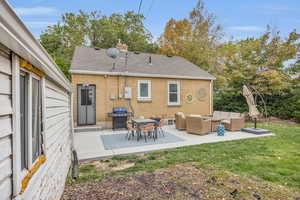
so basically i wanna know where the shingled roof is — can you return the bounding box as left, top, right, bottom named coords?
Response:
left=70, top=46, right=215, bottom=80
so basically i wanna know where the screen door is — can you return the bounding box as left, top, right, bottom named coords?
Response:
left=77, top=84, right=96, bottom=125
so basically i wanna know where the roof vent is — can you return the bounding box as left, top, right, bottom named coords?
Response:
left=94, top=47, right=100, bottom=50
left=166, top=54, right=173, bottom=57
left=134, top=51, right=140, bottom=54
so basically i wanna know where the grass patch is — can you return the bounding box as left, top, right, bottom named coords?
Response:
left=74, top=122, right=300, bottom=189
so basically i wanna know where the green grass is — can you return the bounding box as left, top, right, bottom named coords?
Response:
left=76, top=122, right=300, bottom=189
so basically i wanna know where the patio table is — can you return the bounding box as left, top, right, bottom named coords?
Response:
left=132, top=119, right=158, bottom=141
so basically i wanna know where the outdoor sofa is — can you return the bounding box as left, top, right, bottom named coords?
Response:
left=212, top=111, right=245, bottom=131
left=185, top=115, right=211, bottom=135
left=175, top=112, right=186, bottom=130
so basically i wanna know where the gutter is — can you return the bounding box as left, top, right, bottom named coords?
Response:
left=69, top=69, right=216, bottom=80
left=0, top=0, right=71, bottom=92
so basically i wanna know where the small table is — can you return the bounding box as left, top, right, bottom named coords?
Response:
left=211, top=119, right=222, bottom=132
left=132, top=119, right=158, bottom=141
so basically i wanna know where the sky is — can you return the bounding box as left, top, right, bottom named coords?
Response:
left=7, top=0, right=300, bottom=41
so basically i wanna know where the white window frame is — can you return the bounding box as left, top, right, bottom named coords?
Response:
left=137, top=80, right=151, bottom=101
left=168, top=80, right=181, bottom=106
left=12, top=55, right=46, bottom=195
left=19, top=70, right=30, bottom=180
left=21, top=69, right=44, bottom=167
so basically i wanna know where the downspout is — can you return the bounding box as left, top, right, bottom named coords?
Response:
left=69, top=91, right=78, bottom=179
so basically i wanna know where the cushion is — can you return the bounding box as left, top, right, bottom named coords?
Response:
left=189, top=114, right=202, bottom=118
left=176, top=112, right=184, bottom=116
left=212, top=111, right=222, bottom=120
left=230, top=112, right=241, bottom=118
left=221, top=119, right=230, bottom=124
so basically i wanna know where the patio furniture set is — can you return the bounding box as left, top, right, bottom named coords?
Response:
left=126, top=118, right=165, bottom=142
left=175, top=111, right=245, bottom=135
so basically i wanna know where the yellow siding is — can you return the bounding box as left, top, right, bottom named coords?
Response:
left=72, top=74, right=213, bottom=124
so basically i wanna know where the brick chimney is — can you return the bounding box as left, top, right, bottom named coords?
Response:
left=116, top=39, right=128, bottom=52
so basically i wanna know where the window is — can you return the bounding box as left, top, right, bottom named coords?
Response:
left=168, top=81, right=180, bottom=105
left=20, top=73, right=28, bottom=170
left=31, top=78, right=42, bottom=162
left=138, top=80, right=151, bottom=100
left=81, top=88, right=92, bottom=106
left=20, top=71, right=43, bottom=170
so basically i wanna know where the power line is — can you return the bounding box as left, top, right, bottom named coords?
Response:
left=138, top=0, right=143, bottom=14
left=146, top=0, right=155, bottom=19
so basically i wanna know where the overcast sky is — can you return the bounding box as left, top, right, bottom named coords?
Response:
left=7, top=0, right=300, bottom=41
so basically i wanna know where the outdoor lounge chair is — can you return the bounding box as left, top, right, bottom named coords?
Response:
left=212, top=111, right=245, bottom=131
left=186, top=115, right=211, bottom=135
left=175, top=112, right=186, bottom=130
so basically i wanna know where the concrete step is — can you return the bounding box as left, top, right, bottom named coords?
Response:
left=74, top=126, right=103, bottom=133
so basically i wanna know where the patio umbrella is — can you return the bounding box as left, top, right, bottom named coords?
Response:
left=242, top=85, right=260, bottom=119
left=241, top=85, right=270, bottom=133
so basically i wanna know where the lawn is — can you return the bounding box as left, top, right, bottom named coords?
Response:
left=64, top=122, right=300, bottom=199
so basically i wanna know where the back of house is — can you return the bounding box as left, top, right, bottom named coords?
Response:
left=0, top=1, right=73, bottom=199
left=70, top=44, right=215, bottom=128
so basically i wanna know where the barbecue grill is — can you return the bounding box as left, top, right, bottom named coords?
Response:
left=107, top=108, right=133, bottom=130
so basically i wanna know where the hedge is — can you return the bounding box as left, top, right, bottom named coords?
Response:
left=214, top=88, right=300, bottom=122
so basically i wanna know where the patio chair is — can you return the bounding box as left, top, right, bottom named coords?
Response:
left=175, top=112, right=186, bottom=130
left=157, top=119, right=165, bottom=137
left=222, top=117, right=245, bottom=131
left=140, top=123, right=156, bottom=142
left=126, top=121, right=136, bottom=140
left=186, top=115, right=211, bottom=135
left=213, top=111, right=245, bottom=131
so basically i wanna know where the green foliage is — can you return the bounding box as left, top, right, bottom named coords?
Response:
left=216, top=28, right=299, bottom=95
left=213, top=29, right=300, bottom=121
left=214, top=88, right=300, bottom=122
left=159, top=1, right=300, bottom=122
left=214, top=90, right=248, bottom=113
left=159, top=0, right=222, bottom=72
left=289, top=88, right=300, bottom=121
left=40, top=10, right=158, bottom=79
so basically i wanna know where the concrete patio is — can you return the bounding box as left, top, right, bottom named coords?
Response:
left=74, top=125, right=274, bottom=162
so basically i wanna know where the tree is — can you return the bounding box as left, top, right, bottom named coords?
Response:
left=159, top=0, right=223, bottom=72
left=218, top=28, right=300, bottom=95
left=40, top=10, right=158, bottom=79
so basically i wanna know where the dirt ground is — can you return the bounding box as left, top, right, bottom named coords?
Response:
left=62, top=163, right=300, bottom=200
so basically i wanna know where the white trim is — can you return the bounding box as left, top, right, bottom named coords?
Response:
left=27, top=73, right=33, bottom=168
left=19, top=70, right=30, bottom=183
left=168, top=80, right=181, bottom=106
left=70, top=69, right=216, bottom=80
left=12, top=53, right=21, bottom=196
left=41, top=77, right=47, bottom=156
left=0, top=1, right=71, bottom=92
left=137, top=80, right=151, bottom=100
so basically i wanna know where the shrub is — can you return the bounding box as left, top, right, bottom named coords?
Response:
left=214, top=88, right=300, bottom=122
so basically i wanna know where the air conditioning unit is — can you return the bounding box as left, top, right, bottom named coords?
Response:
left=124, top=87, right=132, bottom=99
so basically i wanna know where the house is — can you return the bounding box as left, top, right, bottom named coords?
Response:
left=70, top=45, right=215, bottom=128
left=0, top=1, right=73, bottom=200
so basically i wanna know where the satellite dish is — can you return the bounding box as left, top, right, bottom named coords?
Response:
left=106, top=48, right=120, bottom=59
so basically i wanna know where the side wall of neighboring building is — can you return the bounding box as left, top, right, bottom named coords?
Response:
left=21, top=79, right=72, bottom=200
left=0, top=43, right=72, bottom=200
left=72, top=74, right=213, bottom=127
left=0, top=43, right=13, bottom=200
